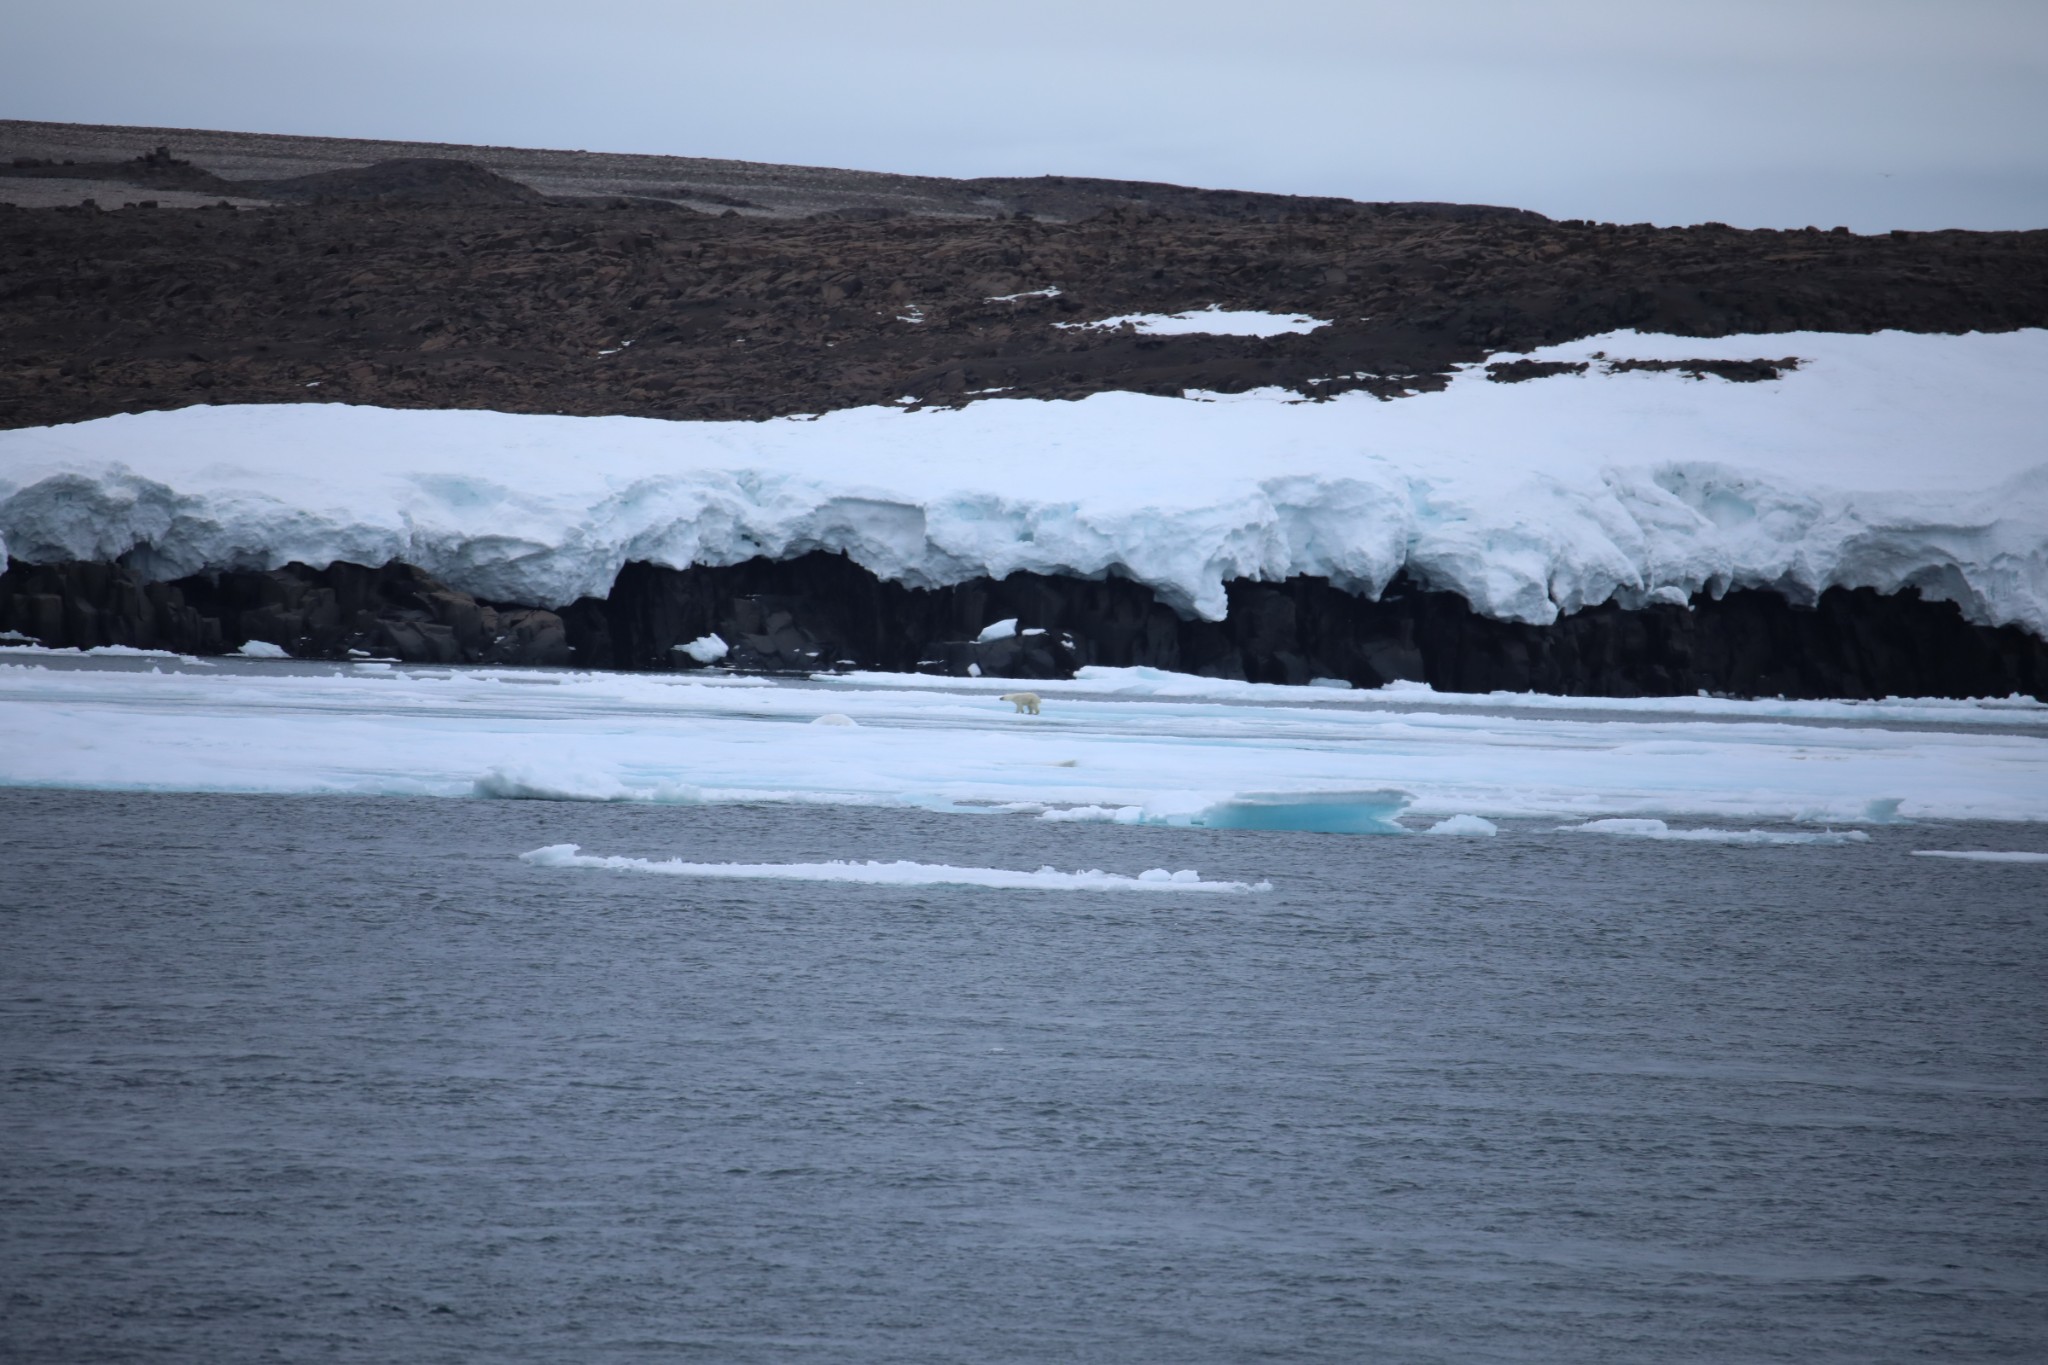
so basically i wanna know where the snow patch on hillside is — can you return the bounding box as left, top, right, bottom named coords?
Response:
left=1056, top=305, right=1330, bottom=337
left=1, top=329, right=2042, bottom=633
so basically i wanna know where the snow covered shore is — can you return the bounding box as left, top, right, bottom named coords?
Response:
left=2, top=329, right=2043, bottom=635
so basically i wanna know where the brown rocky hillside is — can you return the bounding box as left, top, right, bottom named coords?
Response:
left=3, top=121, right=2044, bottom=432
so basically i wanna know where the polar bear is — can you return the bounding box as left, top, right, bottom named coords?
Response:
left=999, top=691, right=1042, bottom=715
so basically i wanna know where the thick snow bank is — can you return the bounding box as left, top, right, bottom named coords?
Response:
left=2, top=329, right=2043, bottom=632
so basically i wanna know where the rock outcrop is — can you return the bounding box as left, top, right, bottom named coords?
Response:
left=0, top=558, right=569, bottom=666
left=7, top=553, right=2043, bottom=701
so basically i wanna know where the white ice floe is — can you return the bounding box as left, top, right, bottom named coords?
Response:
left=3, top=329, right=2041, bottom=632
left=519, top=844, right=1269, bottom=892
left=4, top=660, right=2043, bottom=826
left=1426, top=814, right=1499, bottom=836
left=234, top=640, right=289, bottom=659
left=1910, top=850, right=2048, bottom=863
left=845, top=666, right=2048, bottom=728
left=1041, top=804, right=1144, bottom=824
left=1562, top=818, right=1871, bottom=846
left=0, top=642, right=209, bottom=662
left=673, top=633, right=729, bottom=664
left=1054, top=305, right=1330, bottom=337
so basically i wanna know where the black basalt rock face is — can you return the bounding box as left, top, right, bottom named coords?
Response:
left=5, top=553, right=2044, bottom=700
left=571, top=554, right=1086, bottom=677
left=569, top=553, right=2048, bottom=700
left=0, top=557, right=571, bottom=667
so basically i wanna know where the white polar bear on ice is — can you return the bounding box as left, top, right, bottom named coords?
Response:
left=999, top=692, right=1042, bottom=715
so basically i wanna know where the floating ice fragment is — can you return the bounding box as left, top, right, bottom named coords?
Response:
left=1040, top=804, right=1144, bottom=824
left=1911, top=850, right=2048, bottom=863
left=1562, top=818, right=1870, bottom=846
left=235, top=640, right=289, bottom=659
left=78, top=644, right=197, bottom=660
left=518, top=844, right=1270, bottom=892
left=674, top=633, right=729, bottom=664
left=1426, top=814, right=1498, bottom=836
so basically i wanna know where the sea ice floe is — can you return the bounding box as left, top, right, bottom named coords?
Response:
left=1040, top=804, right=1144, bottom=824
left=0, top=642, right=212, bottom=663
left=846, top=667, right=2048, bottom=729
left=1910, top=850, right=2048, bottom=864
left=1561, top=818, right=1871, bottom=846
left=4, top=662, right=2044, bottom=826
left=518, top=844, right=1271, bottom=892
left=1425, top=814, right=1499, bottom=836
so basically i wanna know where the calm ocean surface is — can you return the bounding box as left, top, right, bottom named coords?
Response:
left=3, top=789, right=2044, bottom=1362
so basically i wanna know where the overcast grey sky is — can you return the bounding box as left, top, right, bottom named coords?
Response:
left=8, top=0, right=2046, bottom=230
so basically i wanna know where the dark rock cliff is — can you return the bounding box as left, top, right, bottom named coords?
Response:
left=7, top=554, right=2044, bottom=701
left=0, top=558, right=572, bottom=667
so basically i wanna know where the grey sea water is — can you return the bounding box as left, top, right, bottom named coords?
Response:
left=2, top=788, right=2044, bottom=1363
